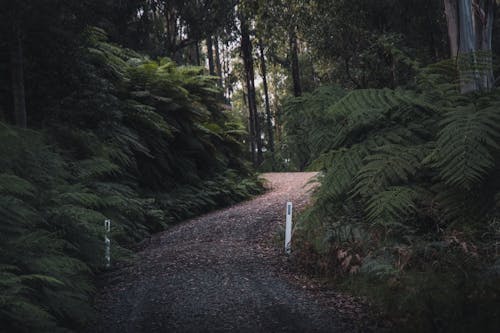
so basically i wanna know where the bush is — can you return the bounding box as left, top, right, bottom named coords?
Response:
left=287, top=60, right=500, bottom=332
left=0, top=29, right=263, bottom=332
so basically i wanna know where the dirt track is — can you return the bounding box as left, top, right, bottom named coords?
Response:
left=88, top=173, right=371, bottom=333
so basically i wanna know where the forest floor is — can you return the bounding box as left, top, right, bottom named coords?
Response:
left=87, top=173, right=379, bottom=333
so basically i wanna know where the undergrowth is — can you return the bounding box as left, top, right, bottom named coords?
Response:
left=286, top=59, right=500, bottom=332
left=0, top=28, right=263, bottom=332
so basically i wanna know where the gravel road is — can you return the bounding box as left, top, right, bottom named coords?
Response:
left=87, top=173, right=371, bottom=333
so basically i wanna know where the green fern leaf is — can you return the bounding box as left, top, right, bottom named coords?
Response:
left=435, top=99, right=500, bottom=189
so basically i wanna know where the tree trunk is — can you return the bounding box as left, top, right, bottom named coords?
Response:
left=9, top=18, right=27, bottom=128
left=165, top=3, right=178, bottom=56
left=240, top=12, right=263, bottom=166
left=195, top=40, right=201, bottom=66
left=206, top=36, right=215, bottom=75
left=223, top=41, right=233, bottom=102
left=444, top=0, right=459, bottom=57
left=259, top=40, right=275, bottom=156
left=186, top=31, right=199, bottom=65
left=242, top=91, right=256, bottom=163
left=458, top=0, right=479, bottom=93
left=445, top=0, right=495, bottom=93
left=289, top=29, right=302, bottom=97
left=214, top=35, right=223, bottom=88
left=478, top=0, right=495, bottom=89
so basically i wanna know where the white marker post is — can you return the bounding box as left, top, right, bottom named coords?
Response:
left=285, top=202, right=293, bottom=254
left=104, top=219, right=111, bottom=268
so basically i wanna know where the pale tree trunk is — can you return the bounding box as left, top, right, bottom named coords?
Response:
left=9, top=18, right=27, bottom=128
left=259, top=40, right=275, bottom=157
left=206, top=36, right=215, bottom=75
left=222, top=41, right=232, bottom=102
left=458, top=0, right=479, bottom=92
left=445, top=0, right=495, bottom=93
left=477, top=0, right=495, bottom=89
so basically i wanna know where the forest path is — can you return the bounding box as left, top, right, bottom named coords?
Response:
left=89, top=173, right=368, bottom=333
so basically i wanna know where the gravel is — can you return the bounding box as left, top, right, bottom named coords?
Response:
left=86, top=172, right=374, bottom=333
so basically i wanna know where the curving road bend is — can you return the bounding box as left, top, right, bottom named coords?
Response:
left=88, top=173, right=370, bottom=333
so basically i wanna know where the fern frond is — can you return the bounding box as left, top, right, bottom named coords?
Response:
left=73, top=158, right=120, bottom=180
left=435, top=97, right=500, bottom=189
left=312, top=144, right=369, bottom=200
left=0, top=174, right=36, bottom=198
left=352, top=144, right=429, bottom=197
left=364, top=186, right=422, bottom=226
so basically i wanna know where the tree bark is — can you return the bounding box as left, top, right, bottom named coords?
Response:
left=240, top=12, right=263, bottom=166
left=444, top=0, right=495, bottom=93
left=206, top=36, right=215, bottom=75
left=186, top=30, right=200, bottom=65
left=9, top=18, right=27, bottom=128
left=444, top=0, right=459, bottom=57
left=242, top=91, right=255, bottom=163
left=458, top=0, right=481, bottom=92
left=222, top=41, right=231, bottom=101
left=165, top=2, right=178, bottom=56
left=214, top=35, right=223, bottom=88
left=195, top=40, right=201, bottom=66
left=259, top=40, right=275, bottom=156
left=478, top=0, right=495, bottom=89
left=289, top=29, right=302, bottom=97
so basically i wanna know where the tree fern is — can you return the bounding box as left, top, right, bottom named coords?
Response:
left=435, top=94, right=500, bottom=189
left=312, top=144, right=369, bottom=200
left=0, top=174, right=36, bottom=198
left=364, top=186, right=423, bottom=226
left=0, top=27, right=262, bottom=332
left=352, top=144, right=429, bottom=198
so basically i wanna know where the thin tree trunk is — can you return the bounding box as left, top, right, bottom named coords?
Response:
left=195, top=40, right=201, bottom=66
left=241, top=20, right=256, bottom=165
left=206, top=36, right=215, bottom=75
left=391, top=55, right=398, bottom=88
left=259, top=40, right=275, bottom=156
left=165, top=3, right=178, bottom=56
left=242, top=91, right=255, bottom=163
left=223, top=41, right=232, bottom=102
left=186, top=30, right=198, bottom=65
left=444, top=0, right=459, bottom=57
left=240, top=12, right=263, bottom=166
left=9, top=18, right=27, bottom=128
left=289, top=29, right=302, bottom=97
left=214, top=35, right=223, bottom=88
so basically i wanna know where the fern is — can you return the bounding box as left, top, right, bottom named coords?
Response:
left=435, top=94, right=500, bottom=189
left=0, top=174, right=36, bottom=198
left=0, top=27, right=262, bottom=332
left=352, top=144, right=429, bottom=198
left=313, top=144, right=369, bottom=200
left=364, top=186, right=422, bottom=226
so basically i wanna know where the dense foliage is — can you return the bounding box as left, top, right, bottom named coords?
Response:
left=0, top=28, right=262, bottom=332
left=3, top=0, right=500, bottom=332
left=286, top=61, right=500, bottom=331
